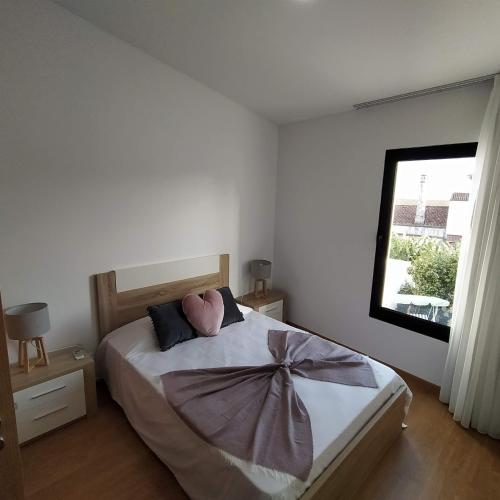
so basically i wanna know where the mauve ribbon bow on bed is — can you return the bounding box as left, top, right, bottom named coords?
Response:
left=161, top=330, right=378, bottom=481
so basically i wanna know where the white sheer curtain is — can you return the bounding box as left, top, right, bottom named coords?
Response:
left=439, top=75, right=500, bottom=438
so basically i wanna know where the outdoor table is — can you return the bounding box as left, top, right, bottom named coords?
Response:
left=393, top=294, right=450, bottom=321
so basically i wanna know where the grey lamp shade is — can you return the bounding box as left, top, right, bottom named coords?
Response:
left=250, top=260, right=272, bottom=280
left=4, top=303, right=50, bottom=341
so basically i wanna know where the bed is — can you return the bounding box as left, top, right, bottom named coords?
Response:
left=95, top=254, right=411, bottom=500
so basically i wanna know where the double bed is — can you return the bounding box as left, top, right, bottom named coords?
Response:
left=95, top=254, right=411, bottom=500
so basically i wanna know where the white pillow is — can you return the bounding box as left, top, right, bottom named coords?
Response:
left=237, top=303, right=254, bottom=315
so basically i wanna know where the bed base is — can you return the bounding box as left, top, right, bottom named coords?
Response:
left=302, top=387, right=406, bottom=500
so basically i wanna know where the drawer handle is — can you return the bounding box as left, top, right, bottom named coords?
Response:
left=31, top=385, right=66, bottom=400
left=266, top=306, right=280, bottom=312
left=33, top=405, right=69, bottom=421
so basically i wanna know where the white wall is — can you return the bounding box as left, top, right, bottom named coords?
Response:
left=274, top=83, right=491, bottom=385
left=447, top=200, right=473, bottom=237
left=0, top=0, right=278, bottom=360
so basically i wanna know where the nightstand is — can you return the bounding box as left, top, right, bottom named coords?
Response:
left=238, top=290, right=287, bottom=322
left=9, top=347, right=97, bottom=445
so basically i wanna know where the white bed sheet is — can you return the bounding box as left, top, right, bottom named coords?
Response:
left=96, top=310, right=409, bottom=500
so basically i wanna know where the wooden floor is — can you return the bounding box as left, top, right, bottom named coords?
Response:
left=22, top=375, right=500, bottom=500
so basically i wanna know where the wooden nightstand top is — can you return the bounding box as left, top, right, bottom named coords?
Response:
left=10, top=347, right=94, bottom=393
left=238, top=290, right=287, bottom=309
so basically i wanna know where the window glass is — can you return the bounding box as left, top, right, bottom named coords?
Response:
left=384, top=158, right=474, bottom=326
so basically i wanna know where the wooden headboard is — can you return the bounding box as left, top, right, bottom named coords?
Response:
left=95, top=254, right=229, bottom=339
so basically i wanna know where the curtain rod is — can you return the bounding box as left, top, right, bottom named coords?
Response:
left=353, top=73, right=498, bottom=110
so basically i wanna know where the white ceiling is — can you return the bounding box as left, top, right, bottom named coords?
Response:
left=54, top=0, right=500, bottom=124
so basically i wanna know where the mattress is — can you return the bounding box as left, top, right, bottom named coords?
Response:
left=96, top=308, right=410, bottom=500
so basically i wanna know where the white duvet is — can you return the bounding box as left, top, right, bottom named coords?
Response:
left=96, top=308, right=410, bottom=500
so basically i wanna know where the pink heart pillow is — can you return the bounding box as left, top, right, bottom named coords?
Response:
left=182, top=289, right=224, bottom=337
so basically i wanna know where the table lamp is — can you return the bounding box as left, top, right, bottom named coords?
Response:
left=250, top=260, right=272, bottom=298
left=5, top=302, right=50, bottom=373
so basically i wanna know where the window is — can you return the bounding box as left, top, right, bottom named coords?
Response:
left=370, top=143, right=477, bottom=342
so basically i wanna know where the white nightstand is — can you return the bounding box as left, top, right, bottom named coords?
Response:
left=9, top=347, right=97, bottom=445
left=238, top=290, right=287, bottom=322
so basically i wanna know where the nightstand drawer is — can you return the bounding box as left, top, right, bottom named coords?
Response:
left=258, top=300, right=283, bottom=321
left=16, top=385, right=86, bottom=444
left=13, top=370, right=85, bottom=413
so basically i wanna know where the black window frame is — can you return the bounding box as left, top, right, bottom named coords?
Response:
left=369, top=142, right=478, bottom=343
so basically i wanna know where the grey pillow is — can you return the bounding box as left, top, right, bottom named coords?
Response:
left=148, top=300, right=197, bottom=351
left=218, top=287, right=244, bottom=328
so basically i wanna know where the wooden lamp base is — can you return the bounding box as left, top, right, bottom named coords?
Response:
left=254, top=278, right=268, bottom=298
left=17, top=337, right=49, bottom=374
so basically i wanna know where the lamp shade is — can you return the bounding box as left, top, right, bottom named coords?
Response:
left=249, top=260, right=272, bottom=280
left=4, top=303, right=50, bottom=341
